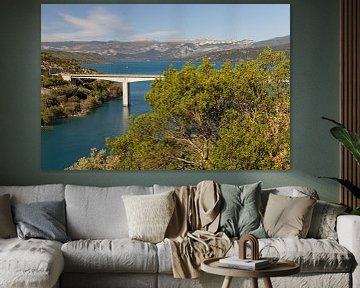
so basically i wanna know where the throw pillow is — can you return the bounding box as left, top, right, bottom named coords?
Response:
left=0, top=194, right=16, bottom=238
left=218, top=182, right=266, bottom=238
left=263, top=193, right=316, bottom=238
left=12, top=200, right=70, bottom=243
left=122, top=191, right=175, bottom=243
left=307, top=200, right=347, bottom=240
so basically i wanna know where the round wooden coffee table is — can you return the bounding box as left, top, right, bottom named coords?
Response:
left=201, top=257, right=300, bottom=288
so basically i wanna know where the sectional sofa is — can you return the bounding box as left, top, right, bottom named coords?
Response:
left=0, top=183, right=359, bottom=288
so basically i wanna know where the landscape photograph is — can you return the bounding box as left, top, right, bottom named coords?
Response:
left=41, top=4, right=290, bottom=170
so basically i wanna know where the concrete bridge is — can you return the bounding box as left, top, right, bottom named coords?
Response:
left=62, top=74, right=163, bottom=107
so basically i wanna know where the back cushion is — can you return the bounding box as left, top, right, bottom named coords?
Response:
left=65, top=185, right=153, bottom=239
left=153, top=184, right=176, bottom=194
left=0, top=185, right=65, bottom=204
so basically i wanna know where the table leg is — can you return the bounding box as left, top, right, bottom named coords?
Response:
left=221, top=276, right=233, bottom=288
left=251, top=278, right=258, bottom=288
left=263, top=277, right=273, bottom=288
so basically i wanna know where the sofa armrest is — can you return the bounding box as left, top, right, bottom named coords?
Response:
left=337, top=215, right=360, bottom=288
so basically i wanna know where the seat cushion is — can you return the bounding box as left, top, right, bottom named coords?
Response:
left=62, top=239, right=158, bottom=273
left=157, top=238, right=354, bottom=274
left=229, top=238, right=354, bottom=273
left=0, top=238, right=64, bottom=288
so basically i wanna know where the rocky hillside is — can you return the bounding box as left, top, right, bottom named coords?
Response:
left=41, top=35, right=290, bottom=62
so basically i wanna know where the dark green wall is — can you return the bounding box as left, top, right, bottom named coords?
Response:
left=0, top=0, right=340, bottom=202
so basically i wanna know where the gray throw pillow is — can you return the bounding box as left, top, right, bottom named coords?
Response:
left=12, top=200, right=70, bottom=243
left=307, top=200, right=347, bottom=240
left=0, top=194, right=16, bottom=238
left=218, top=182, right=266, bottom=238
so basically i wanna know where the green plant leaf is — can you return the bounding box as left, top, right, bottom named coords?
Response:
left=318, top=176, right=360, bottom=198
left=322, top=117, right=360, bottom=165
left=351, top=208, right=360, bottom=215
left=330, top=127, right=360, bottom=165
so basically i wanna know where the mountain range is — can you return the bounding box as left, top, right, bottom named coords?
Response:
left=41, top=35, right=290, bottom=62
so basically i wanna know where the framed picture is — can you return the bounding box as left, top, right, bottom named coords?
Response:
left=41, top=4, right=290, bottom=170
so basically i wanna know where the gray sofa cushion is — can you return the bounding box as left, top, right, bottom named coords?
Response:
left=65, top=185, right=153, bottom=239
left=153, top=184, right=176, bottom=194
left=0, top=184, right=65, bottom=204
left=0, top=238, right=64, bottom=288
left=62, top=239, right=158, bottom=273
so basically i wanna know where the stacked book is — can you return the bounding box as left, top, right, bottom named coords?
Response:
left=218, top=257, right=271, bottom=270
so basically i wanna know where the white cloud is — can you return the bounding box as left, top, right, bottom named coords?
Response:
left=132, top=30, right=182, bottom=41
left=42, top=7, right=130, bottom=42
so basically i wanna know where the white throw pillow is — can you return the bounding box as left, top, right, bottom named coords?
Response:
left=122, top=191, right=175, bottom=243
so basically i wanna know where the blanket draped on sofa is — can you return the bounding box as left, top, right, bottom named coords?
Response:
left=165, top=181, right=231, bottom=278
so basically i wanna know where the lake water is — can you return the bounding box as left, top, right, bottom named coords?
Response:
left=41, top=61, right=206, bottom=170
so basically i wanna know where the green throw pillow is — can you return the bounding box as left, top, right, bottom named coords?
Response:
left=218, top=182, right=266, bottom=238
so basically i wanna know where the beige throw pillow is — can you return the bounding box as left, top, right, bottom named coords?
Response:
left=0, top=194, right=17, bottom=238
left=122, top=191, right=175, bottom=243
left=263, top=193, right=316, bottom=238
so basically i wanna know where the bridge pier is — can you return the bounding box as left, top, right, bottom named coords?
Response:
left=122, top=81, right=129, bottom=107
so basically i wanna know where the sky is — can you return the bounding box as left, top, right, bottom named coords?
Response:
left=41, top=4, right=290, bottom=42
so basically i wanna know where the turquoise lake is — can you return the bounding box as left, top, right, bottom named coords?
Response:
left=41, top=60, right=219, bottom=170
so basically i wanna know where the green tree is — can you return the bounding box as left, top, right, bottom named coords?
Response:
left=69, top=48, right=290, bottom=170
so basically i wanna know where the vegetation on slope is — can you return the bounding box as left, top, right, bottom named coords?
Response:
left=41, top=50, right=108, bottom=64
left=68, top=48, right=290, bottom=170
left=186, top=43, right=290, bottom=62
left=41, top=51, right=121, bottom=126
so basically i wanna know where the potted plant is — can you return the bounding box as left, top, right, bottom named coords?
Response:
left=320, top=117, right=360, bottom=215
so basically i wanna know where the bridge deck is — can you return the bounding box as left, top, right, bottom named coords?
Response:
left=70, top=74, right=163, bottom=78
left=66, top=73, right=163, bottom=107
